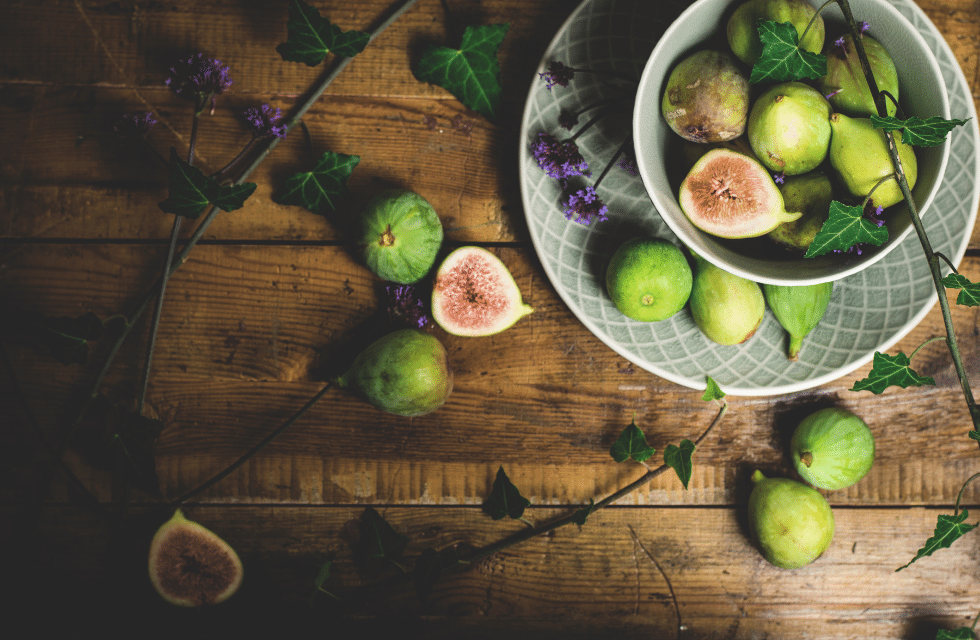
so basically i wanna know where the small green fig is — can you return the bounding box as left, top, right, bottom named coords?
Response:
left=790, top=407, right=875, bottom=490
left=662, top=50, right=749, bottom=143
left=689, top=256, right=765, bottom=345
left=337, top=329, right=453, bottom=416
left=747, top=470, right=835, bottom=569
left=748, top=82, right=832, bottom=175
left=828, top=113, right=917, bottom=209
left=727, top=0, right=825, bottom=66
left=817, top=34, right=899, bottom=118
left=763, top=281, right=833, bottom=360
left=767, top=172, right=834, bottom=252
left=356, top=189, right=444, bottom=284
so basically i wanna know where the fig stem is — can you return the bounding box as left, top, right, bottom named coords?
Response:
left=52, top=0, right=422, bottom=460
left=800, top=451, right=814, bottom=468
left=788, top=334, right=804, bottom=361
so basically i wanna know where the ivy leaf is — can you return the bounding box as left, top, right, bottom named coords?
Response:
left=1, top=310, right=104, bottom=365
left=482, top=466, right=531, bottom=520
left=701, top=375, right=726, bottom=402
left=413, top=24, right=510, bottom=122
left=312, top=560, right=332, bottom=591
left=609, top=419, right=655, bottom=463
left=870, top=115, right=971, bottom=147
left=356, top=506, right=409, bottom=571
left=936, top=629, right=975, bottom=640
left=941, top=273, right=980, bottom=307
left=272, top=151, right=360, bottom=217
left=970, top=431, right=980, bottom=442
left=663, top=439, right=696, bottom=489
left=570, top=499, right=596, bottom=526
left=749, top=20, right=827, bottom=84
left=413, top=547, right=459, bottom=601
left=73, top=402, right=162, bottom=496
left=896, top=510, right=978, bottom=571
left=159, top=147, right=257, bottom=218
left=276, top=0, right=371, bottom=66
left=850, top=351, right=935, bottom=394
left=804, top=200, right=889, bottom=258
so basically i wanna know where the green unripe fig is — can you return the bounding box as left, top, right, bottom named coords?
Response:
left=662, top=50, right=749, bottom=143
left=727, top=0, right=825, bottom=66
left=817, top=35, right=898, bottom=118
left=747, top=470, right=835, bottom=569
left=679, top=149, right=800, bottom=239
left=605, top=237, right=693, bottom=322
left=748, top=82, right=832, bottom=175
left=337, top=329, right=453, bottom=416
left=356, top=189, right=444, bottom=284
left=790, top=407, right=875, bottom=490
left=828, top=113, right=917, bottom=209
left=689, top=256, right=765, bottom=345
left=767, top=172, right=833, bottom=252
left=763, top=281, right=833, bottom=360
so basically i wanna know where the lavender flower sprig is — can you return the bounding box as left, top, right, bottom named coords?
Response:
left=244, top=104, right=288, bottom=139
left=165, top=53, right=233, bottom=114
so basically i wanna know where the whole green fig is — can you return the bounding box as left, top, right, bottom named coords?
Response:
left=748, top=82, right=832, bottom=175
left=790, top=407, right=875, bottom=490
left=763, top=281, right=833, bottom=360
left=727, top=0, right=825, bottom=66
left=662, top=50, right=749, bottom=143
left=747, top=470, right=835, bottom=569
left=356, top=189, right=444, bottom=284
left=337, top=329, right=453, bottom=416
left=767, top=172, right=833, bottom=252
left=828, top=113, right=917, bottom=209
left=689, top=256, right=765, bottom=345
left=817, top=34, right=898, bottom=118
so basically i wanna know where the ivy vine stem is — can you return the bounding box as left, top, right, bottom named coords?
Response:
left=836, top=0, right=980, bottom=442
left=53, top=0, right=421, bottom=460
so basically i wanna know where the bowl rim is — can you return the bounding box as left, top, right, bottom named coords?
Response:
left=632, top=0, right=952, bottom=286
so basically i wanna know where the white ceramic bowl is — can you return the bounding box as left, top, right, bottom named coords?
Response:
left=633, top=0, right=951, bottom=285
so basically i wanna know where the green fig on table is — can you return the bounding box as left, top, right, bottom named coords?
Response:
left=790, top=407, right=875, bottom=490
left=747, top=470, right=835, bottom=569
left=763, top=281, right=833, bottom=360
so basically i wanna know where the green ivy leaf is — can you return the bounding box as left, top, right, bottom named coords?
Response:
left=159, top=147, right=257, bottom=218
left=701, top=375, right=725, bottom=402
left=312, top=560, right=332, bottom=591
left=482, top=466, right=531, bottom=520
left=850, top=351, right=935, bottom=395
left=1, top=310, right=104, bottom=365
left=941, top=273, right=980, bottom=307
left=413, top=547, right=459, bottom=601
left=272, top=151, right=360, bottom=217
left=896, top=510, right=978, bottom=571
left=276, top=0, right=371, bottom=66
left=870, top=115, right=971, bottom=147
left=570, top=499, right=596, bottom=526
left=936, top=628, right=975, bottom=640
left=356, top=506, right=409, bottom=571
left=663, top=439, right=696, bottom=489
left=413, top=24, right=510, bottom=122
left=609, top=419, right=655, bottom=464
left=749, top=20, right=827, bottom=84
left=804, top=200, right=889, bottom=258
left=73, top=401, right=162, bottom=496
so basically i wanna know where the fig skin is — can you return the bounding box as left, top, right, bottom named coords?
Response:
left=689, top=256, right=765, bottom=345
left=748, top=82, right=833, bottom=175
left=337, top=328, right=453, bottom=416
left=605, top=237, right=693, bottom=322
left=148, top=509, right=244, bottom=607
left=661, top=50, right=749, bottom=143
left=790, top=407, right=875, bottom=490
left=817, top=34, right=899, bottom=118
left=767, top=172, right=833, bottom=251
left=727, top=0, right=825, bottom=66
left=679, top=148, right=800, bottom=239
left=828, top=113, right=917, bottom=209
left=763, top=281, right=833, bottom=360
left=357, top=189, right=444, bottom=285
left=747, top=470, right=835, bottom=569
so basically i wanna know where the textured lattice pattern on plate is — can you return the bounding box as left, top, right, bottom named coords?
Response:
left=519, top=0, right=980, bottom=396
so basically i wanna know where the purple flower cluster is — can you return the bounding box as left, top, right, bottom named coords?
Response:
left=113, top=111, right=157, bottom=143
left=243, top=104, right=288, bottom=138
left=531, top=133, right=590, bottom=180
left=386, top=285, right=428, bottom=328
left=858, top=21, right=871, bottom=34
left=773, top=172, right=786, bottom=185
left=165, top=54, right=233, bottom=109
left=539, top=61, right=575, bottom=90
left=561, top=187, right=608, bottom=225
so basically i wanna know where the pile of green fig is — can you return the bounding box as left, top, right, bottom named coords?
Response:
left=662, top=0, right=916, bottom=252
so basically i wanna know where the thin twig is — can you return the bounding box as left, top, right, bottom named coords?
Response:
left=629, top=525, right=682, bottom=640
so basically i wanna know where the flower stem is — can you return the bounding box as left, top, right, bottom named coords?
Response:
left=168, top=381, right=334, bottom=506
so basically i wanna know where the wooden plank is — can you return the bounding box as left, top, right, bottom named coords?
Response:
left=4, top=504, right=976, bottom=637
left=4, top=244, right=980, bottom=506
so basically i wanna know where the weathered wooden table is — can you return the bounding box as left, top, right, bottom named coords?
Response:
left=2, top=0, right=980, bottom=636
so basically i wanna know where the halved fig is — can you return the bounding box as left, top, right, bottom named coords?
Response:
left=431, top=246, right=533, bottom=337
left=679, top=148, right=800, bottom=239
left=148, top=509, right=243, bottom=607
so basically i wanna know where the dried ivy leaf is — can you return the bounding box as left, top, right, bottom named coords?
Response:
left=272, top=151, right=360, bottom=216
left=159, top=147, right=257, bottom=218
left=850, top=351, right=935, bottom=395
left=483, top=466, right=531, bottom=520
left=804, top=201, right=888, bottom=258
left=609, top=419, right=655, bottom=463
left=663, top=439, right=696, bottom=489
left=276, top=0, right=370, bottom=66
left=896, top=510, right=978, bottom=571
left=750, top=20, right=827, bottom=84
